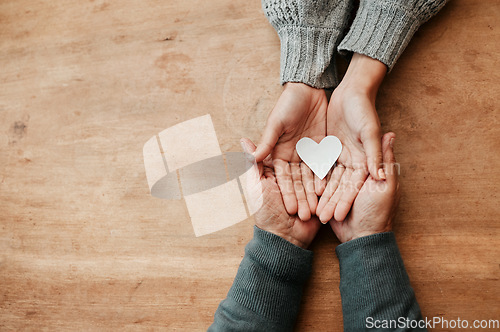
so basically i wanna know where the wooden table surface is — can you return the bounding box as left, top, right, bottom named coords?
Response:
left=1, top=0, right=499, bottom=330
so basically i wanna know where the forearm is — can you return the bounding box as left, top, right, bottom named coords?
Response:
left=336, top=232, right=425, bottom=331
left=209, top=226, right=313, bottom=332
left=339, top=0, right=449, bottom=71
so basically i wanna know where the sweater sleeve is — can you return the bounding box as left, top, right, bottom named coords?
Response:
left=338, top=0, right=448, bottom=71
left=336, top=232, right=426, bottom=331
left=208, top=226, right=313, bottom=332
left=262, top=0, right=353, bottom=88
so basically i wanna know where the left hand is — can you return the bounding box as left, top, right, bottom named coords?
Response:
left=242, top=138, right=321, bottom=249
left=330, top=132, right=399, bottom=243
left=254, top=82, right=328, bottom=221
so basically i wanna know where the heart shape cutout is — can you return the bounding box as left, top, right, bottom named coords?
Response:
left=296, top=136, right=342, bottom=180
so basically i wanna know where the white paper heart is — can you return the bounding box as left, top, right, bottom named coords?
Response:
left=296, top=136, right=342, bottom=180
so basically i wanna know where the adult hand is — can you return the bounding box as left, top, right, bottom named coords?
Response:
left=317, top=53, right=387, bottom=223
left=254, top=82, right=328, bottom=221
left=330, top=133, right=399, bottom=243
left=242, top=138, right=321, bottom=249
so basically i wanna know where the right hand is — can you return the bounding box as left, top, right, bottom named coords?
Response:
left=330, top=133, right=400, bottom=243
left=242, top=138, right=321, bottom=249
left=254, top=83, right=328, bottom=221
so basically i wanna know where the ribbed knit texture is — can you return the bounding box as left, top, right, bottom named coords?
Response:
left=338, top=0, right=448, bottom=71
left=336, top=232, right=425, bottom=331
left=208, top=226, right=313, bottom=331
left=262, top=0, right=353, bottom=88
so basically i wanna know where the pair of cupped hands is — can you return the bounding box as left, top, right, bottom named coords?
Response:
left=241, top=54, right=400, bottom=249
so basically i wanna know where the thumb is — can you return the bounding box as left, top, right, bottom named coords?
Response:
left=361, top=127, right=384, bottom=180
left=240, top=137, right=257, bottom=154
left=254, top=117, right=283, bottom=162
left=241, top=138, right=265, bottom=214
left=240, top=137, right=263, bottom=179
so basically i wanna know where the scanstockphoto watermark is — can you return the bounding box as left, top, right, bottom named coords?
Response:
left=366, top=316, right=499, bottom=330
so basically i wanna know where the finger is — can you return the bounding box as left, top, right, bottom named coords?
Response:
left=291, top=163, right=311, bottom=221
left=300, top=162, right=317, bottom=215
left=381, top=132, right=397, bottom=188
left=273, top=159, right=298, bottom=215
left=334, top=168, right=368, bottom=222
left=318, top=165, right=346, bottom=223
left=361, top=126, right=384, bottom=181
left=326, top=166, right=333, bottom=182
left=254, top=116, right=283, bottom=162
left=240, top=138, right=266, bottom=213
left=240, top=137, right=257, bottom=153
left=314, top=173, right=327, bottom=196
left=262, top=153, right=274, bottom=170
left=316, top=165, right=344, bottom=220
left=240, top=138, right=262, bottom=180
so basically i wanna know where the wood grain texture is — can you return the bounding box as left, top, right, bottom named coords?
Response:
left=0, top=0, right=498, bottom=330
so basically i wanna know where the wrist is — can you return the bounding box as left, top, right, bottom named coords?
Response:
left=284, top=82, right=317, bottom=93
left=340, top=53, right=387, bottom=99
left=350, top=230, right=387, bottom=242
left=257, top=226, right=308, bottom=249
left=346, top=224, right=393, bottom=243
left=272, top=231, right=308, bottom=249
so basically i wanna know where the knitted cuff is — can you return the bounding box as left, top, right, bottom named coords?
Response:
left=248, top=226, right=313, bottom=283
left=338, top=0, right=422, bottom=71
left=277, top=25, right=343, bottom=88
left=335, top=232, right=408, bottom=280
left=335, top=232, right=422, bottom=330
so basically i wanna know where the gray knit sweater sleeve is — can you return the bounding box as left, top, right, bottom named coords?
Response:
left=208, top=226, right=313, bottom=332
left=336, top=232, right=426, bottom=331
left=262, top=0, right=352, bottom=88
left=338, top=0, right=448, bottom=70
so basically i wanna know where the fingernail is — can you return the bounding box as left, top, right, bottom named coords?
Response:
left=378, top=168, right=386, bottom=180
left=390, top=137, right=395, bottom=148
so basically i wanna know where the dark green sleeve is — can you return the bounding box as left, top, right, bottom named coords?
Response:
left=208, top=226, right=313, bottom=332
left=336, top=232, right=426, bottom=331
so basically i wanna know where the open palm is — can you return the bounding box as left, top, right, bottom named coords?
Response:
left=254, top=83, right=328, bottom=221
left=317, top=87, right=382, bottom=223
